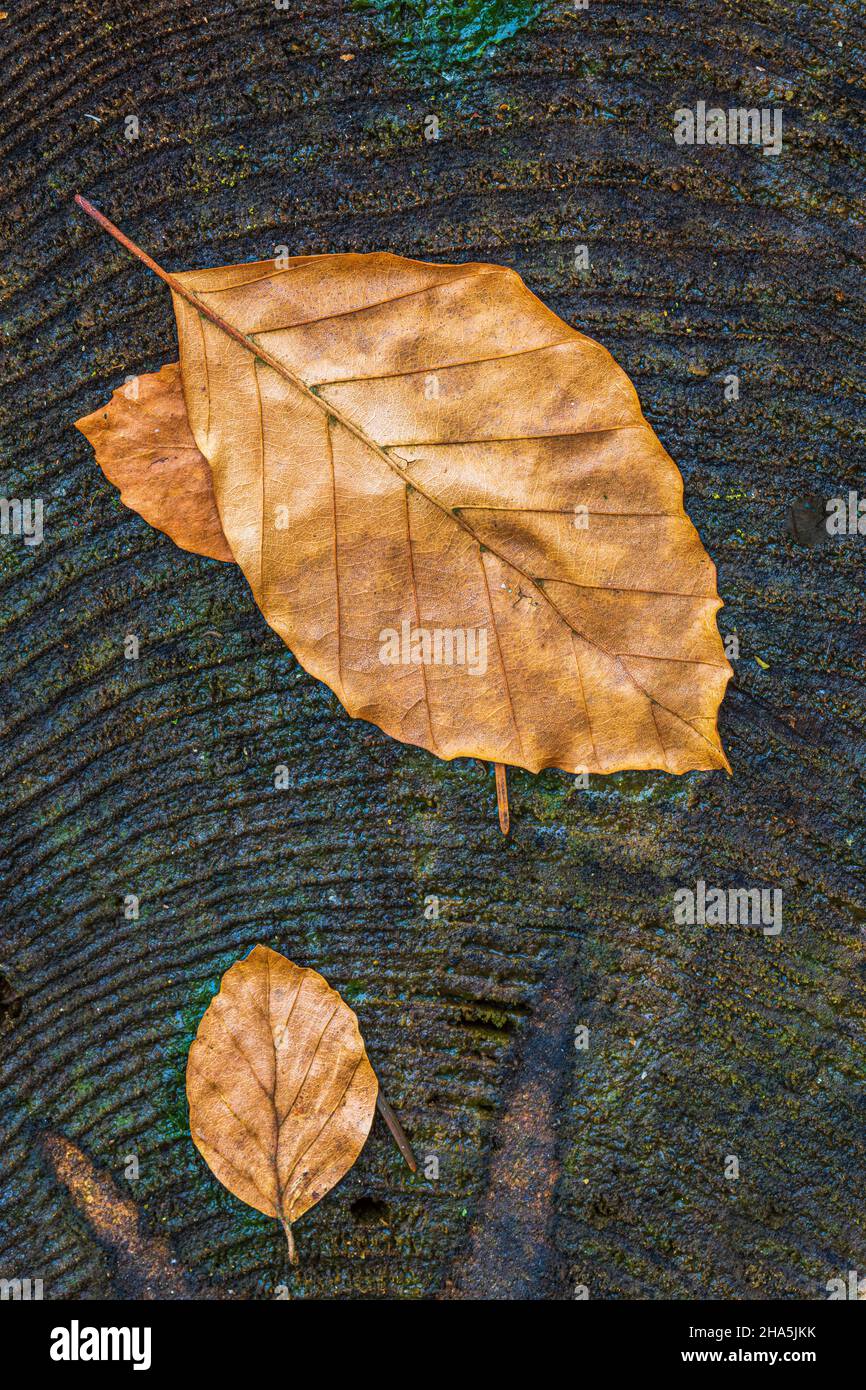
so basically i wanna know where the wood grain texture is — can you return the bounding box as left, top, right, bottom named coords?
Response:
left=0, top=0, right=864, bottom=1300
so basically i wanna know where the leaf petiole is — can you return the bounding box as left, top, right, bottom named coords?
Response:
left=280, top=1217, right=297, bottom=1265
left=494, top=762, right=510, bottom=835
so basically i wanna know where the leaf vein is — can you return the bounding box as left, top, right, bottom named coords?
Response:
left=314, top=337, right=575, bottom=388
left=479, top=548, right=524, bottom=762
left=404, top=485, right=437, bottom=753
left=278, top=1001, right=341, bottom=1129
left=188, top=1062, right=275, bottom=1172
left=279, top=1057, right=365, bottom=1208
left=251, top=266, right=484, bottom=334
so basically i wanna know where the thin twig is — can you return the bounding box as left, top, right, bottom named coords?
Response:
left=494, top=762, right=510, bottom=835
left=376, top=1092, right=417, bottom=1172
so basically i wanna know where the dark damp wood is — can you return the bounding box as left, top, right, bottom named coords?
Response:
left=0, top=0, right=863, bottom=1302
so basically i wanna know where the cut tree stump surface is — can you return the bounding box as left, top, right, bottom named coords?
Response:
left=0, top=0, right=863, bottom=1299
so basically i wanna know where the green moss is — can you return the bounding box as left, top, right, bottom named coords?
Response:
left=159, top=962, right=234, bottom=1145
left=352, top=0, right=550, bottom=76
left=341, top=979, right=371, bottom=1007
left=585, top=769, right=696, bottom=805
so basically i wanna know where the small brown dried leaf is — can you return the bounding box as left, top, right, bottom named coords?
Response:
left=75, top=362, right=233, bottom=562
left=186, top=945, right=378, bottom=1262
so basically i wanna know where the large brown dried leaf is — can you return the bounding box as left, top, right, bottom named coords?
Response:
left=174, top=253, right=733, bottom=775
left=80, top=249, right=733, bottom=776
left=75, top=363, right=232, bottom=562
left=186, top=945, right=378, bottom=1261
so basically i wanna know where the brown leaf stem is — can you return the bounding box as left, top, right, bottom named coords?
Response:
left=280, top=1217, right=297, bottom=1265
left=494, top=762, right=510, bottom=835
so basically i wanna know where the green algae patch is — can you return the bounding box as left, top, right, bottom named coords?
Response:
left=584, top=769, right=697, bottom=806
left=353, top=0, right=550, bottom=76
left=159, top=959, right=236, bottom=1147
